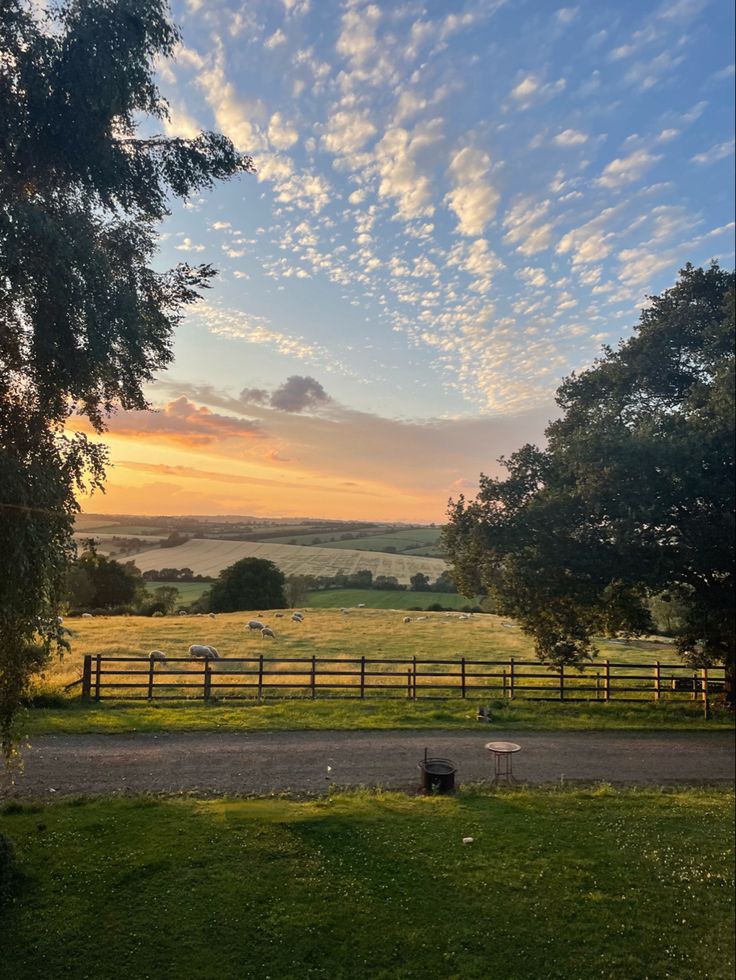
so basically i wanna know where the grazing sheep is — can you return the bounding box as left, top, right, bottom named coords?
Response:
left=292, top=612, right=304, bottom=622
left=416, top=616, right=428, bottom=621
left=356, top=603, right=366, bottom=608
left=458, top=614, right=469, bottom=621
left=403, top=616, right=412, bottom=624
left=274, top=613, right=284, bottom=618
left=178, top=610, right=188, bottom=616
left=261, top=627, right=275, bottom=639
left=501, top=622, right=514, bottom=629
left=208, top=612, right=216, bottom=619
left=149, top=650, right=167, bottom=663
left=188, top=644, right=219, bottom=660
left=246, top=620, right=264, bottom=631
left=340, top=608, right=350, bottom=615
left=81, top=613, right=93, bottom=619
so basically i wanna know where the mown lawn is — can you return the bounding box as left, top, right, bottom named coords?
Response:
left=1, top=788, right=733, bottom=979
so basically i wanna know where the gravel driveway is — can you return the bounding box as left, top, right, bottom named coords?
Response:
left=2, top=730, right=734, bottom=799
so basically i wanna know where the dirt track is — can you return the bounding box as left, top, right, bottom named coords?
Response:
left=1, top=730, right=734, bottom=799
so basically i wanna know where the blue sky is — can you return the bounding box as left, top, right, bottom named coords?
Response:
left=87, top=0, right=736, bottom=519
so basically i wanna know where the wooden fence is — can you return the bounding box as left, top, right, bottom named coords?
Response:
left=80, top=654, right=726, bottom=703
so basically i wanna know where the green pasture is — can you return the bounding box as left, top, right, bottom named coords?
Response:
left=145, top=580, right=210, bottom=607
left=2, top=788, right=733, bottom=980
left=305, top=589, right=469, bottom=609
left=23, top=610, right=731, bottom=736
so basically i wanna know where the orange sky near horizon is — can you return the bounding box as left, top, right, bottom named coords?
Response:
left=73, top=388, right=553, bottom=523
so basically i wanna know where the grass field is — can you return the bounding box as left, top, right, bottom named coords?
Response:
left=2, top=788, right=733, bottom=979
left=22, top=610, right=733, bottom=736
left=130, top=538, right=447, bottom=583
left=305, top=589, right=471, bottom=610
left=145, top=580, right=210, bottom=607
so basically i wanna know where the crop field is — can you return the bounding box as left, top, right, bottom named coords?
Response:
left=129, top=538, right=447, bottom=582
left=306, top=589, right=472, bottom=610
left=2, top=789, right=734, bottom=980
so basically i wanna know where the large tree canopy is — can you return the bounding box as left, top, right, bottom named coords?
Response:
left=444, top=264, right=735, bottom=697
left=0, top=0, right=253, bottom=755
left=209, top=559, right=287, bottom=614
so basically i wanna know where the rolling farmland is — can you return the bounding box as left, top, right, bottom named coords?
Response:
left=130, top=538, right=447, bottom=583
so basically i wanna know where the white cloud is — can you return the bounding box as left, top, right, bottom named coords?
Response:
left=163, top=102, right=202, bottom=140
left=322, top=110, right=377, bottom=156
left=509, top=74, right=566, bottom=108
left=268, top=112, right=299, bottom=150
left=691, top=138, right=735, bottom=166
left=595, top=149, right=662, bottom=188
left=175, top=236, right=206, bottom=253
left=444, top=147, right=499, bottom=236
left=554, top=7, right=579, bottom=25
left=337, top=3, right=381, bottom=67
left=503, top=196, right=556, bottom=255
left=375, top=119, right=443, bottom=221
left=554, top=128, right=588, bottom=146
left=197, top=50, right=266, bottom=152
left=265, top=29, right=287, bottom=50
left=516, top=267, right=548, bottom=287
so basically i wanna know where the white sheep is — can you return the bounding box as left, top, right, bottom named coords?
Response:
left=403, top=616, right=412, bottom=624
left=81, top=613, right=93, bottom=619
left=189, top=644, right=219, bottom=660
left=416, top=616, right=428, bottom=621
left=178, top=610, right=188, bottom=616
left=340, top=608, right=350, bottom=615
left=246, top=620, right=264, bottom=631
left=208, top=612, right=216, bottom=619
left=357, top=603, right=366, bottom=608
left=261, top=627, right=275, bottom=639
left=149, top=650, right=167, bottom=663
left=292, top=612, right=304, bottom=622
left=458, top=614, right=469, bottom=621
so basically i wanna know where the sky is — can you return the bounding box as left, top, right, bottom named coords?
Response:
left=78, top=0, right=735, bottom=522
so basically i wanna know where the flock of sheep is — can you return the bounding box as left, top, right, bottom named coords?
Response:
left=148, top=610, right=306, bottom=664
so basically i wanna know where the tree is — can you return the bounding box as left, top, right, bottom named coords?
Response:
left=444, top=264, right=735, bottom=700
left=409, top=572, right=431, bottom=592
left=0, top=0, right=252, bottom=754
left=209, top=559, right=287, bottom=613
left=69, top=546, right=145, bottom=610
left=284, top=574, right=310, bottom=608
left=431, top=570, right=458, bottom=594
left=151, top=585, right=179, bottom=614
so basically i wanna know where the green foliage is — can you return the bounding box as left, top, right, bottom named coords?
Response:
left=0, top=0, right=250, bottom=754
left=445, top=264, right=735, bottom=692
left=284, top=574, right=310, bottom=608
left=66, top=546, right=145, bottom=611
left=409, top=572, right=431, bottom=591
left=209, top=558, right=287, bottom=613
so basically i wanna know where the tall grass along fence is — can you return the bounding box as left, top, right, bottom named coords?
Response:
left=77, top=655, right=726, bottom=703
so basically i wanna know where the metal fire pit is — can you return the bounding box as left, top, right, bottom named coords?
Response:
left=418, top=756, right=457, bottom=795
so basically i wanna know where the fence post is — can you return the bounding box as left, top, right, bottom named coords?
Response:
left=502, top=669, right=507, bottom=699
left=94, top=654, right=102, bottom=701
left=406, top=669, right=412, bottom=699
left=258, top=654, right=264, bottom=700
left=311, top=655, right=316, bottom=699
left=595, top=672, right=601, bottom=701
left=701, top=667, right=708, bottom=702
left=604, top=660, right=611, bottom=702
left=147, top=659, right=155, bottom=701
left=460, top=657, right=466, bottom=699
left=509, top=658, right=515, bottom=700
left=654, top=661, right=661, bottom=702
left=559, top=664, right=565, bottom=701
left=412, top=656, right=417, bottom=699
left=81, top=655, right=92, bottom=700
left=203, top=660, right=212, bottom=701
left=360, top=656, right=365, bottom=699
left=692, top=673, right=698, bottom=701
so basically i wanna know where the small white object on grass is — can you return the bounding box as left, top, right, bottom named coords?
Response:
left=462, top=837, right=474, bottom=844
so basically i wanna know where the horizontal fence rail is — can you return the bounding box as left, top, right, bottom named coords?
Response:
left=79, top=655, right=727, bottom=704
